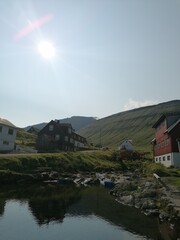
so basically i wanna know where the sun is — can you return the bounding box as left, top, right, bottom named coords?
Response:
left=37, top=41, right=56, bottom=59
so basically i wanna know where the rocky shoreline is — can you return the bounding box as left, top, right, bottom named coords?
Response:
left=0, top=168, right=179, bottom=222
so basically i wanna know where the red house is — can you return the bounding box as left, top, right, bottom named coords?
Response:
left=152, top=113, right=180, bottom=167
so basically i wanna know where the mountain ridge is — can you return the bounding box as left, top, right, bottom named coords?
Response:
left=78, top=100, right=180, bottom=150
left=24, top=116, right=97, bottom=132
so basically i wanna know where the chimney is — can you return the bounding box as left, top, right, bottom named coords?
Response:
left=55, top=119, right=60, bottom=124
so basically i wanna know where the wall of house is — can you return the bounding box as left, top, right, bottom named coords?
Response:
left=74, top=140, right=84, bottom=148
left=154, top=152, right=180, bottom=168
left=154, top=153, right=173, bottom=167
left=171, top=123, right=180, bottom=152
left=172, top=152, right=180, bottom=168
left=153, top=136, right=172, bottom=156
left=118, top=141, right=133, bottom=151
left=155, top=119, right=167, bottom=142
left=0, top=124, right=17, bottom=152
left=153, top=118, right=173, bottom=156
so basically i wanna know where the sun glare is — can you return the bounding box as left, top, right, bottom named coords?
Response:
left=37, top=41, right=56, bottom=59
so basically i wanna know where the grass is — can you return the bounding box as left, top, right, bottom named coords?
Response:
left=0, top=151, right=121, bottom=174
left=15, top=129, right=37, bottom=149
left=79, top=100, right=180, bottom=151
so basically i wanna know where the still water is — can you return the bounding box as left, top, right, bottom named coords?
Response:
left=0, top=184, right=161, bottom=240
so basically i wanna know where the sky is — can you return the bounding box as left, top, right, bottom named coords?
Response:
left=1, top=0, right=180, bottom=127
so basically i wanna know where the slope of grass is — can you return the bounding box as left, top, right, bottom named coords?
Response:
left=0, top=151, right=121, bottom=174
left=16, top=129, right=37, bottom=149
left=78, top=100, right=180, bottom=151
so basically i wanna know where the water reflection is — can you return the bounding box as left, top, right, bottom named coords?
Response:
left=0, top=184, right=161, bottom=239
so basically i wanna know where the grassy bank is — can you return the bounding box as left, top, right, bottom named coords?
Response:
left=0, top=151, right=121, bottom=175
left=0, top=151, right=179, bottom=189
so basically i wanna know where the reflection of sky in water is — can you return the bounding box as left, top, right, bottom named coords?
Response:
left=0, top=200, right=144, bottom=240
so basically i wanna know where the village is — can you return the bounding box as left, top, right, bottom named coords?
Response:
left=0, top=112, right=180, bottom=168
left=0, top=113, right=180, bottom=239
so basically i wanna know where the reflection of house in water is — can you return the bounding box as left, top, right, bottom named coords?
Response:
left=0, top=185, right=161, bottom=239
left=28, top=186, right=81, bottom=225
left=28, top=199, right=65, bottom=224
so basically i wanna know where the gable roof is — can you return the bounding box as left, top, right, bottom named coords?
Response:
left=0, top=118, right=17, bottom=128
left=165, top=118, right=180, bottom=133
left=119, top=139, right=133, bottom=146
left=152, top=112, right=180, bottom=128
left=39, top=120, right=74, bottom=135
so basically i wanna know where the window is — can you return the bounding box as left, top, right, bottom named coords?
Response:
left=159, top=157, right=161, bottom=162
left=68, top=128, right=72, bottom=134
left=49, top=125, right=54, bottom=131
left=55, top=134, right=60, bottom=141
left=155, top=158, right=158, bottom=162
left=167, top=155, right=171, bottom=161
left=8, top=128, right=13, bottom=135
left=0, top=126, right=2, bottom=132
left=3, top=141, right=9, bottom=145
left=163, top=156, right=165, bottom=161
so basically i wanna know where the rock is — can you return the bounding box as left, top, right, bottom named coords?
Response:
left=49, top=171, right=59, bottom=179
left=145, top=209, right=159, bottom=217
left=141, top=199, right=157, bottom=210
left=144, top=181, right=152, bottom=188
left=141, top=189, right=157, bottom=198
left=117, top=195, right=134, bottom=206
left=159, top=211, right=170, bottom=221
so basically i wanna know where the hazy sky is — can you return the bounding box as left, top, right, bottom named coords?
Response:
left=1, top=0, right=180, bottom=127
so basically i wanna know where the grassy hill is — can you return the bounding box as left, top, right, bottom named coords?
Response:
left=78, top=100, right=180, bottom=151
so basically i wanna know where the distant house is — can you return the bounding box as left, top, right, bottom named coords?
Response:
left=27, top=126, right=40, bottom=134
left=0, top=118, right=17, bottom=153
left=118, top=140, right=133, bottom=152
left=152, top=113, right=180, bottom=167
left=37, top=120, right=86, bottom=152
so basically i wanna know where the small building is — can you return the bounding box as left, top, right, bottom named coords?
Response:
left=152, top=113, right=180, bottom=167
left=118, top=140, right=133, bottom=152
left=37, top=120, right=86, bottom=152
left=0, top=118, right=17, bottom=153
left=27, top=126, right=40, bottom=135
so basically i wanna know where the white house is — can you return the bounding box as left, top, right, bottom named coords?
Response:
left=118, top=140, right=133, bottom=152
left=0, top=118, right=17, bottom=152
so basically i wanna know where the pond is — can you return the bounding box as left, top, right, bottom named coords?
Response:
left=0, top=184, right=167, bottom=239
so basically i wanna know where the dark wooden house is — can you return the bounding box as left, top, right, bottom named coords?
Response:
left=152, top=113, right=180, bottom=167
left=37, top=120, right=86, bottom=152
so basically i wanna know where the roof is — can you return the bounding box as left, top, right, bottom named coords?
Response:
left=152, top=112, right=180, bottom=128
left=119, top=139, right=133, bottom=146
left=165, top=118, right=180, bottom=133
left=0, top=118, right=17, bottom=128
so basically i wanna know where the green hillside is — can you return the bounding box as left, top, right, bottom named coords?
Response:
left=78, top=100, right=180, bottom=151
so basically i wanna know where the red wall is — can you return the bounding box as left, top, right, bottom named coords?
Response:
left=171, top=123, right=180, bottom=152
left=154, top=119, right=172, bottom=156
left=153, top=119, right=180, bottom=156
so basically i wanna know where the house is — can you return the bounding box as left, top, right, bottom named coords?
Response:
left=118, top=140, right=133, bottom=152
left=152, top=113, right=180, bottom=167
left=37, top=120, right=86, bottom=152
left=27, top=126, right=40, bottom=134
left=0, top=118, right=17, bottom=153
